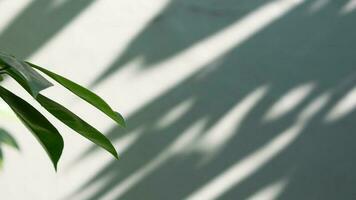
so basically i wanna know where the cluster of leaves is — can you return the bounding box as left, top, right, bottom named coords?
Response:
left=0, top=52, right=125, bottom=170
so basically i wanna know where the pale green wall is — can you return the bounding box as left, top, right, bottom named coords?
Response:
left=0, top=0, right=356, bottom=199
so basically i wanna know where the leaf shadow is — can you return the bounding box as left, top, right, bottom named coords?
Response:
left=72, top=1, right=356, bottom=199
left=0, top=0, right=95, bottom=59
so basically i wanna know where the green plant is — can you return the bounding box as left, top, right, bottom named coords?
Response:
left=0, top=51, right=125, bottom=170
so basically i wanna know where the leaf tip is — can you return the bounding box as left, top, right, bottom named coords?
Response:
left=108, top=146, right=119, bottom=160
left=52, top=161, right=59, bottom=172
left=114, top=111, right=126, bottom=127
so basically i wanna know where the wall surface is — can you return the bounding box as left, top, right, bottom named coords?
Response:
left=0, top=0, right=356, bottom=199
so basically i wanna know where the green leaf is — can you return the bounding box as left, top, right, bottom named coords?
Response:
left=0, top=148, right=3, bottom=169
left=0, top=128, right=19, bottom=150
left=28, top=62, right=126, bottom=127
left=0, top=128, right=19, bottom=170
left=0, top=86, right=63, bottom=170
left=36, top=94, right=118, bottom=159
left=0, top=52, right=53, bottom=97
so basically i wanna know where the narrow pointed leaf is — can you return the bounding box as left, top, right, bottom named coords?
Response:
left=0, top=86, right=63, bottom=170
left=0, top=52, right=53, bottom=96
left=36, top=94, right=118, bottom=159
left=28, top=62, right=126, bottom=127
left=0, top=128, right=19, bottom=150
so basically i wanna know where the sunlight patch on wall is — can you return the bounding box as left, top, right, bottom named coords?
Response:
left=324, top=86, right=356, bottom=122
left=159, top=0, right=306, bottom=68
left=263, top=82, right=315, bottom=122
left=0, top=101, right=16, bottom=120
left=340, top=0, right=356, bottom=14
left=50, top=0, right=68, bottom=9
left=246, top=178, right=289, bottom=200
left=195, top=85, right=269, bottom=166
left=156, top=98, right=196, bottom=129
left=298, top=92, right=330, bottom=122
left=308, top=0, right=330, bottom=13
left=114, top=128, right=144, bottom=154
